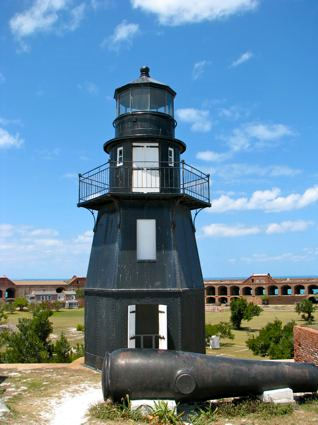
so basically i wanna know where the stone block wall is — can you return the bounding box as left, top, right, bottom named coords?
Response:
left=294, top=325, right=318, bottom=366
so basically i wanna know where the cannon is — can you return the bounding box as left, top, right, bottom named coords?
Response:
left=102, top=349, right=318, bottom=402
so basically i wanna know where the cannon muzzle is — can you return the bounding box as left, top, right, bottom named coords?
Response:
left=102, top=349, right=318, bottom=402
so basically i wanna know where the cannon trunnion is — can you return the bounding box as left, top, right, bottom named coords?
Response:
left=102, top=349, right=318, bottom=402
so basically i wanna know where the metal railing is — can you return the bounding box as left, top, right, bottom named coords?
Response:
left=78, top=161, right=210, bottom=205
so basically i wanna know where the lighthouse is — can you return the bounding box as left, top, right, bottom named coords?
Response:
left=78, top=67, right=211, bottom=370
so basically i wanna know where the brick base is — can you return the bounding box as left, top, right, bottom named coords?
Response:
left=294, top=326, right=318, bottom=366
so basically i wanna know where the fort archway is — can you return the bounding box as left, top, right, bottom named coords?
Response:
left=282, top=285, right=292, bottom=295
left=308, top=296, right=318, bottom=304
left=255, top=287, right=265, bottom=296
left=230, top=286, right=240, bottom=296
left=242, top=287, right=252, bottom=296
left=56, top=287, right=65, bottom=293
left=268, top=285, right=278, bottom=296
left=295, top=285, right=305, bottom=295
left=206, top=287, right=215, bottom=296
left=5, top=288, right=15, bottom=299
left=309, top=285, right=318, bottom=295
left=219, top=297, right=228, bottom=304
left=206, top=297, right=216, bottom=304
left=218, top=286, right=227, bottom=296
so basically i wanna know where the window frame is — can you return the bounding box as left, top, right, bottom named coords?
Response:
left=136, top=219, right=157, bottom=261
left=168, top=147, right=174, bottom=167
left=117, top=146, right=123, bottom=167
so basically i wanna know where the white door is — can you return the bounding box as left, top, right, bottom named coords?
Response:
left=132, top=143, right=159, bottom=193
left=127, top=304, right=168, bottom=349
left=127, top=305, right=136, bottom=348
left=158, top=304, right=168, bottom=349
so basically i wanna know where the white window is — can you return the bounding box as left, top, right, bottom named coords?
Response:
left=117, top=147, right=123, bottom=166
left=137, top=219, right=156, bottom=261
left=168, top=147, right=174, bottom=166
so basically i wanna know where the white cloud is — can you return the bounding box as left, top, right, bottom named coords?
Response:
left=77, top=81, right=99, bottom=95
left=233, top=251, right=316, bottom=264
left=218, top=105, right=250, bottom=121
left=201, top=220, right=312, bottom=238
left=209, top=186, right=318, bottom=213
left=215, top=163, right=302, bottom=180
left=266, top=220, right=311, bottom=234
left=196, top=150, right=230, bottom=162
left=74, top=230, right=94, bottom=244
left=90, top=0, right=110, bottom=9
left=10, top=0, right=71, bottom=38
left=65, top=3, right=86, bottom=31
left=202, top=223, right=260, bottom=237
left=0, top=127, right=23, bottom=149
left=176, top=108, right=212, bottom=132
left=9, top=0, right=86, bottom=46
left=131, top=0, right=259, bottom=26
left=103, top=20, right=139, bottom=50
left=0, top=225, right=93, bottom=272
left=246, top=123, right=293, bottom=141
left=231, top=50, right=253, bottom=67
left=193, top=60, right=210, bottom=80
left=228, top=122, right=294, bottom=152
left=0, top=72, right=5, bottom=84
left=0, top=117, right=22, bottom=126
left=0, top=224, right=14, bottom=238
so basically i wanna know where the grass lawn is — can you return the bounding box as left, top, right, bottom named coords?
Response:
left=5, top=308, right=85, bottom=345
left=205, top=306, right=317, bottom=359
left=3, top=305, right=317, bottom=359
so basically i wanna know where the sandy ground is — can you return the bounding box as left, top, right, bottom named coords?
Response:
left=0, top=359, right=104, bottom=425
left=44, top=384, right=103, bottom=425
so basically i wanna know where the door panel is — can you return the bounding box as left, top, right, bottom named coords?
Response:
left=127, top=304, right=167, bottom=349
left=132, top=144, right=159, bottom=193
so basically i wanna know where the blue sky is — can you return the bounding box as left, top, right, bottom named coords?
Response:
left=1, top=0, right=318, bottom=279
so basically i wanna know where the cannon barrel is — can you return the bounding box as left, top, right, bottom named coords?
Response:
left=102, top=349, right=318, bottom=402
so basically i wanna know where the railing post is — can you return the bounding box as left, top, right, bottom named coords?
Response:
left=181, top=160, right=185, bottom=195
left=207, top=174, right=210, bottom=204
left=78, top=173, right=82, bottom=203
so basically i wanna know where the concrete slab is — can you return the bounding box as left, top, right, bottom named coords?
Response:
left=131, top=399, right=176, bottom=415
left=259, top=388, right=295, bottom=404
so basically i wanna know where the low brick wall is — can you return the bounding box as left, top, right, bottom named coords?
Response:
left=269, top=295, right=307, bottom=305
left=294, top=325, right=318, bottom=365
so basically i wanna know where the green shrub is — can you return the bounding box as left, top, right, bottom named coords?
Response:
left=261, top=295, right=269, bottom=305
left=76, top=323, right=84, bottom=332
left=205, top=322, right=234, bottom=345
left=76, top=288, right=84, bottom=299
left=246, top=319, right=295, bottom=359
left=152, top=401, right=183, bottom=424
left=89, top=398, right=145, bottom=422
left=53, top=332, right=72, bottom=363
left=13, top=297, right=29, bottom=311
left=230, top=298, right=262, bottom=330
left=295, top=299, right=315, bottom=322
left=0, top=308, right=54, bottom=363
left=0, top=303, right=8, bottom=324
left=52, top=301, right=63, bottom=312
left=4, top=302, right=16, bottom=314
left=71, top=343, right=84, bottom=360
left=0, top=305, right=76, bottom=364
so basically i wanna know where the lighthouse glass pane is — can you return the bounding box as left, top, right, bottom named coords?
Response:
left=150, top=88, right=167, bottom=114
left=131, top=87, right=149, bottom=111
left=166, top=93, right=174, bottom=116
left=137, top=219, right=156, bottom=261
left=119, top=90, right=131, bottom=115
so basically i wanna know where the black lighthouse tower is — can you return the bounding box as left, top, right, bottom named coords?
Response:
left=78, top=67, right=211, bottom=370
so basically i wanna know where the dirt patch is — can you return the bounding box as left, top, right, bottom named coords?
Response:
left=0, top=363, right=101, bottom=425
